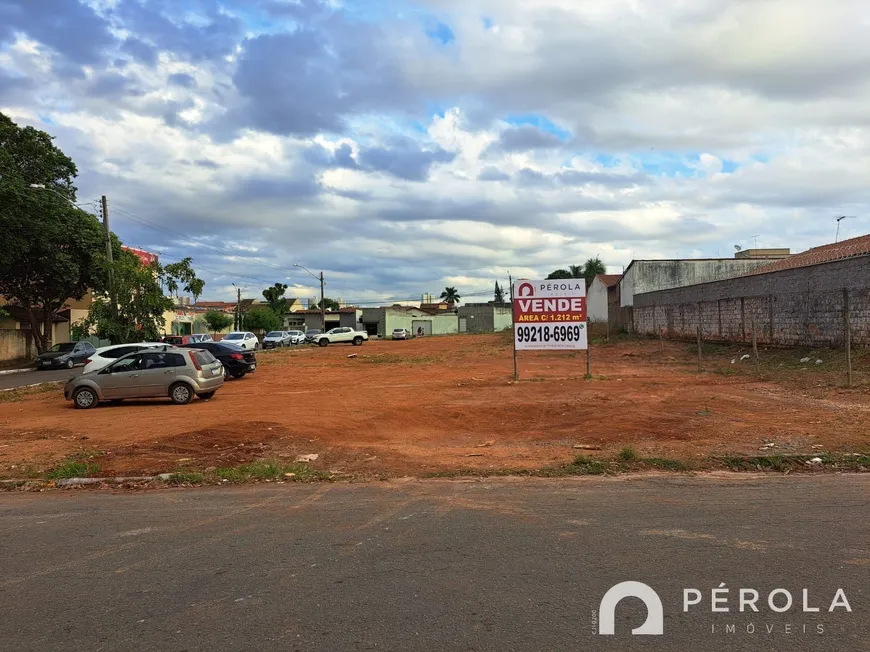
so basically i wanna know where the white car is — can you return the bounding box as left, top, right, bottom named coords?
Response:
left=82, top=342, right=164, bottom=374
left=287, top=330, right=306, bottom=345
left=391, top=328, right=410, bottom=340
left=222, top=331, right=259, bottom=350
left=313, top=327, right=369, bottom=347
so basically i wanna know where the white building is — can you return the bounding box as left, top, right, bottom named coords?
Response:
left=587, top=275, right=622, bottom=323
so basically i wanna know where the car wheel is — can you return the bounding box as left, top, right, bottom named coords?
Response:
left=199, top=391, right=216, bottom=400
left=318, top=338, right=328, bottom=347
left=223, top=365, right=230, bottom=380
left=254, top=342, right=259, bottom=350
left=73, top=387, right=98, bottom=409
left=169, top=382, right=193, bottom=405
left=352, top=337, right=363, bottom=346
left=65, top=358, right=74, bottom=369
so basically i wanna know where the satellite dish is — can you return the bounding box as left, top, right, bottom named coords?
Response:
left=734, top=245, right=742, bottom=252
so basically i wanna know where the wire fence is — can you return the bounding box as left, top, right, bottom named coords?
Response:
left=627, top=287, right=869, bottom=386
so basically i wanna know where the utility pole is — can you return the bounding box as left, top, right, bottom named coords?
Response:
left=100, top=196, right=117, bottom=318
left=319, top=271, right=326, bottom=331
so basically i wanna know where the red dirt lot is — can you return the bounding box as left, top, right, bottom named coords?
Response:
left=0, top=334, right=868, bottom=478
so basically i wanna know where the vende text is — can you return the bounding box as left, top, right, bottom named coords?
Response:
left=517, top=298, right=585, bottom=313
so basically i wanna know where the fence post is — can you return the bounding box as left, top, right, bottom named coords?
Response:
left=751, top=313, right=759, bottom=374
left=844, top=288, right=852, bottom=388
left=697, top=302, right=703, bottom=372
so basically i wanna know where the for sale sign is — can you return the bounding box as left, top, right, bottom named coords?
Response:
left=512, top=279, right=587, bottom=350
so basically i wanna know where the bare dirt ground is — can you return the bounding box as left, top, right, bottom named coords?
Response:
left=0, top=333, right=868, bottom=479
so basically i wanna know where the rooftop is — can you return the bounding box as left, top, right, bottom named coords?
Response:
left=595, top=274, right=622, bottom=288
left=742, top=234, right=870, bottom=277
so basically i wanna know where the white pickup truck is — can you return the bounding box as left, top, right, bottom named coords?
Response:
left=314, top=327, right=369, bottom=347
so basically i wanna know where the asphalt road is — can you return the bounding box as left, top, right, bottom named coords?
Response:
left=1, top=476, right=867, bottom=651
left=0, top=366, right=82, bottom=390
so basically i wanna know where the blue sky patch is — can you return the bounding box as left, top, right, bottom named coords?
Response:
left=504, top=114, right=571, bottom=141
left=425, top=21, right=455, bottom=45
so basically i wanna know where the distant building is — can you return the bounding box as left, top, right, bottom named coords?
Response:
left=457, top=303, right=513, bottom=333
left=587, top=275, right=622, bottom=323
left=361, top=306, right=458, bottom=337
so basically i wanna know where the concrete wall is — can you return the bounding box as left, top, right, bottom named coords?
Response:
left=302, top=312, right=360, bottom=331
left=631, top=255, right=870, bottom=346
left=457, top=304, right=513, bottom=334
left=620, top=259, right=776, bottom=307
left=587, top=278, right=609, bottom=322
left=0, top=329, right=34, bottom=362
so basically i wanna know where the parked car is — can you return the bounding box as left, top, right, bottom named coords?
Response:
left=162, top=334, right=213, bottom=346
left=304, top=329, right=322, bottom=343
left=221, top=331, right=259, bottom=350
left=36, top=341, right=96, bottom=370
left=82, top=342, right=164, bottom=374
left=262, top=331, right=293, bottom=349
left=64, top=347, right=224, bottom=409
left=313, top=327, right=368, bottom=347
left=287, top=330, right=306, bottom=345
left=182, top=341, right=257, bottom=379
left=391, top=328, right=410, bottom=340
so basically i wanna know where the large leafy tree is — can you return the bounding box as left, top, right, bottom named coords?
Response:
left=203, top=309, right=233, bottom=334
left=243, top=306, right=283, bottom=333
left=79, top=253, right=205, bottom=344
left=440, top=287, right=461, bottom=303
left=312, top=297, right=341, bottom=311
left=262, top=282, right=289, bottom=314
left=0, top=112, right=106, bottom=353
left=546, top=269, right=573, bottom=280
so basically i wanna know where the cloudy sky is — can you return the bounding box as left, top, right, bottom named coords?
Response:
left=2, top=0, right=869, bottom=305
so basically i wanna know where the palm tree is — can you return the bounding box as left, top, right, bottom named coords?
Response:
left=440, top=287, right=461, bottom=304
left=569, top=264, right=584, bottom=279
left=582, top=256, right=606, bottom=286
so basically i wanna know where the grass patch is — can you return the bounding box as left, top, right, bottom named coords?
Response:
left=359, top=353, right=446, bottom=365
left=642, top=457, right=688, bottom=471
left=618, top=446, right=638, bottom=463
left=0, top=383, right=62, bottom=403
left=46, top=459, right=100, bottom=480
left=214, top=460, right=331, bottom=483
left=565, top=455, right=608, bottom=475
left=166, top=472, right=204, bottom=485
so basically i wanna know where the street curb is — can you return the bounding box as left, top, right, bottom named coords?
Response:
left=0, top=367, right=35, bottom=376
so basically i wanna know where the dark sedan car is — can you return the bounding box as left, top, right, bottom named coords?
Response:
left=304, top=329, right=322, bottom=343
left=35, top=341, right=96, bottom=370
left=181, top=341, right=256, bottom=379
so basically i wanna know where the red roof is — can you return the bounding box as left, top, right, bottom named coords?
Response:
left=595, top=274, right=622, bottom=287
left=742, top=234, right=870, bottom=277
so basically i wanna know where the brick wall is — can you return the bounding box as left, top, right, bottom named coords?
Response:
left=632, top=256, right=870, bottom=346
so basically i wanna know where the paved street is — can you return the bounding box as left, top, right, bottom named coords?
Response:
left=1, top=476, right=867, bottom=651
left=0, top=367, right=82, bottom=391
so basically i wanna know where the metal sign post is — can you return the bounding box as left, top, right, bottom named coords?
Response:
left=509, top=274, right=518, bottom=380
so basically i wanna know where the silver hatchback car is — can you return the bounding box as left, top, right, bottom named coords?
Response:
left=64, top=346, right=224, bottom=409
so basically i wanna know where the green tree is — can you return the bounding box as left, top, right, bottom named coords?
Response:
left=0, top=112, right=106, bottom=353
left=312, top=297, right=341, bottom=311
left=80, top=250, right=172, bottom=344
left=569, top=265, right=584, bottom=278
left=440, top=287, right=461, bottom=303
left=243, top=306, right=283, bottom=332
left=262, top=282, right=289, bottom=314
left=493, top=281, right=505, bottom=303
left=164, top=258, right=205, bottom=302
left=582, top=256, right=606, bottom=286
left=545, top=269, right=573, bottom=280
left=79, top=252, right=205, bottom=344
left=203, top=310, right=233, bottom=334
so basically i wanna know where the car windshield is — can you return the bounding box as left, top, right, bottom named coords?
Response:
left=393, top=329, right=405, bottom=333
left=306, top=330, right=320, bottom=335
left=266, top=332, right=284, bottom=337
left=289, top=331, right=303, bottom=335
left=224, top=333, right=243, bottom=340
left=50, top=343, right=76, bottom=353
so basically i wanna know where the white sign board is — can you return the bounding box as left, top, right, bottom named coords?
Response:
left=512, top=279, right=588, bottom=350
